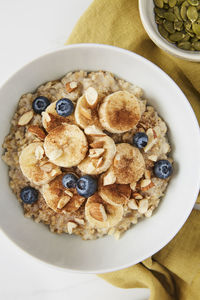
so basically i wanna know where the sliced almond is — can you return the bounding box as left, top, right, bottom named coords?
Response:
left=103, top=169, right=116, bottom=186
left=85, top=87, right=98, bottom=108
left=89, top=148, right=105, bottom=158
left=128, top=199, right=138, bottom=210
left=57, top=196, right=71, bottom=209
left=90, top=141, right=104, bottom=148
left=28, top=125, right=46, bottom=140
left=67, top=222, right=77, bottom=234
left=84, top=125, right=106, bottom=137
left=42, top=111, right=51, bottom=123
left=145, top=206, right=155, bottom=218
left=48, top=148, right=63, bottom=160
left=140, top=180, right=154, bottom=191
left=80, top=107, right=92, bottom=120
left=144, top=128, right=157, bottom=153
left=96, top=157, right=104, bottom=167
left=148, top=155, right=158, bottom=162
left=133, top=192, right=143, bottom=200
left=130, top=182, right=136, bottom=191
left=51, top=169, right=58, bottom=177
left=138, top=199, right=148, bottom=214
left=35, top=145, right=44, bottom=160
left=66, top=81, right=78, bottom=93
left=114, top=230, right=121, bottom=240
left=89, top=202, right=107, bottom=222
left=74, top=218, right=85, bottom=225
left=40, top=163, right=53, bottom=172
left=64, top=190, right=73, bottom=197
left=144, top=170, right=151, bottom=179
left=18, top=111, right=33, bottom=126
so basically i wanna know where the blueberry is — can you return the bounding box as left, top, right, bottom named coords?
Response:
left=20, top=186, right=38, bottom=204
left=154, top=160, right=173, bottom=179
left=133, top=132, right=148, bottom=149
left=62, top=173, right=78, bottom=189
left=76, top=175, right=97, bottom=198
left=32, top=96, right=50, bottom=114
left=56, top=98, right=74, bottom=117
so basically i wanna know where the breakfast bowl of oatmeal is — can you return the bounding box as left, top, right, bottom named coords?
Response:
left=0, top=44, right=200, bottom=273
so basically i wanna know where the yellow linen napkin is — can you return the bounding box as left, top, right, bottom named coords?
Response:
left=66, top=0, right=200, bottom=299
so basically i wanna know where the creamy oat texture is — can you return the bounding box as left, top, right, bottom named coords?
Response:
left=2, top=71, right=172, bottom=240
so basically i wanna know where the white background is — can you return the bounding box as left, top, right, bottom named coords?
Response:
left=0, top=0, right=150, bottom=299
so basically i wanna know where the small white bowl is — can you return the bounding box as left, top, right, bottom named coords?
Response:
left=139, top=0, right=200, bottom=62
left=0, top=44, right=200, bottom=273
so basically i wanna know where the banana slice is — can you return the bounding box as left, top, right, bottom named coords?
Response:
left=99, top=91, right=141, bottom=133
left=74, top=93, right=101, bottom=129
left=113, top=143, right=145, bottom=184
left=85, top=193, right=123, bottom=228
left=78, top=126, right=116, bottom=175
left=42, top=174, right=86, bottom=214
left=19, top=142, right=61, bottom=185
left=42, top=100, right=74, bottom=132
left=44, top=124, right=88, bottom=168
left=99, top=174, right=131, bottom=206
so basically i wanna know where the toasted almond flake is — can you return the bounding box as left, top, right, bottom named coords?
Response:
left=145, top=206, right=154, bottom=218
left=64, top=190, right=73, bottom=197
left=40, top=163, right=53, bottom=172
left=90, top=141, right=104, bottom=148
left=144, top=138, right=157, bottom=153
left=130, top=182, right=136, bottom=191
left=57, top=196, right=70, bottom=209
left=48, top=148, right=63, bottom=160
left=85, top=87, right=98, bottom=108
left=67, top=222, right=77, bottom=234
left=89, top=202, right=107, bottom=222
left=144, top=170, right=151, bottom=179
left=141, top=181, right=155, bottom=191
left=162, top=143, right=170, bottom=154
left=66, top=81, right=78, bottom=92
left=35, top=145, right=44, bottom=160
left=80, top=107, right=92, bottom=120
left=42, top=111, right=51, bottom=123
left=138, top=199, right=148, bottom=214
left=18, top=111, right=33, bottom=126
left=141, top=179, right=151, bottom=188
left=148, top=155, right=158, bottom=162
left=103, top=170, right=116, bottom=186
left=84, top=125, right=106, bottom=136
left=133, top=192, right=143, bottom=200
left=128, top=199, right=138, bottom=210
left=89, top=148, right=105, bottom=158
left=74, top=218, right=85, bottom=225
left=28, top=125, right=46, bottom=140
left=131, top=217, right=138, bottom=224
left=51, top=169, right=58, bottom=177
left=96, top=157, right=103, bottom=167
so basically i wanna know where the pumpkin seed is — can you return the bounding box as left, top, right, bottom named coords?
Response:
left=154, top=0, right=164, bottom=8
left=192, top=22, right=200, bottom=34
left=187, top=0, right=200, bottom=6
left=177, top=0, right=185, bottom=4
left=164, top=0, right=169, bottom=3
left=191, top=35, right=199, bottom=41
left=164, top=11, right=177, bottom=20
left=181, top=32, right=191, bottom=40
left=174, top=6, right=182, bottom=19
left=193, top=40, right=200, bottom=49
left=184, top=20, right=192, bottom=29
left=158, top=24, right=169, bottom=38
left=177, top=41, right=191, bottom=48
left=180, top=1, right=189, bottom=20
left=174, top=20, right=184, bottom=30
left=155, top=7, right=165, bottom=18
left=163, top=19, right=176, bottom=32
left=164, top=4, right=170, bottom=9
left=169, top=31, right=185, bottom=40
left=155, top=15, right=163, bottom=24
left=187, top=6, right=198, bottom=22
left=169, top=0, right=177, bottom=7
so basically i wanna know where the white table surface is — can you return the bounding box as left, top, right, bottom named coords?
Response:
left=0, top=0, right=150, bottom=299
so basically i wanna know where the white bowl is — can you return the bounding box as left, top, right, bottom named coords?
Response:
left=139, top=0, right=200, bottom=62
left=0, top=44, right=200, bottom=273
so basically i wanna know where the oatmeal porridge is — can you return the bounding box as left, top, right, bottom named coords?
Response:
left=2, top=70, right=173, bottom=240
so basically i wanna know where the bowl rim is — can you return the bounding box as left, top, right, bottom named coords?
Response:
left=0, top=43, right=200, bottom=273
left=139, top=0, right=200, bottom=62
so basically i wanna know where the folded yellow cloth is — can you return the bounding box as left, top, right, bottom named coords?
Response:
left=66, top=0, right=200, bottom=299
